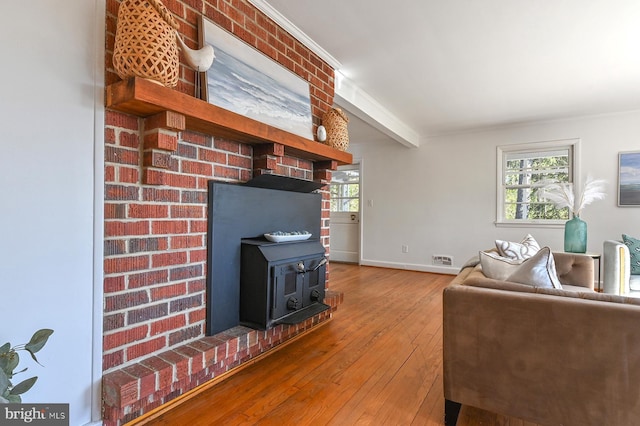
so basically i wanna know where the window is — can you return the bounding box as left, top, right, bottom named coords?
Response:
left=330, top=167, right=359, bottom=212
left=497, top=139, right=580, bottom=226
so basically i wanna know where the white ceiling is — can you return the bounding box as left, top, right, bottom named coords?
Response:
left=259, top=0, right=640, bottom=144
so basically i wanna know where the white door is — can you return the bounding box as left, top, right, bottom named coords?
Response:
left=329, top=165, right=360, bottom=263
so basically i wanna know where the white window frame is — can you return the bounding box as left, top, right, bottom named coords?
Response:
left=496, top=138, right=581, bottom=227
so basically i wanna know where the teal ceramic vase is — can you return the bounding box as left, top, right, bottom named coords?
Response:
left=564, top=216, right=587, bottom=253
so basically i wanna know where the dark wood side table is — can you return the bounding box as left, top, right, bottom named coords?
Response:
left=584, top=252, right=602, bottom=291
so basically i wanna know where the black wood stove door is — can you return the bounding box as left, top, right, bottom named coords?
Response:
left=271, top=258, right=327, bottom=322
left=303, top=259, right=326, bottom=306
left=271, top=262, right=304, bottom=320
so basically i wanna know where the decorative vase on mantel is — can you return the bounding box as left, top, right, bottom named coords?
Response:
left=113, top=0, right=181, bottom=88
left=564, top=215, right=587, bottom=253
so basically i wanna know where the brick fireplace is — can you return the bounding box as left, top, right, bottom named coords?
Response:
left=102, top=1, right=349, bottom=424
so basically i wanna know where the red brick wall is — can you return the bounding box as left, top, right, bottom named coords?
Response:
left=104, top=0, right=335, bottom=374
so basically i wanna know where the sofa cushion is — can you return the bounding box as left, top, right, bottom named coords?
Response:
left=622, top=234, right=640, bottom=275
left=495, top=234, right=541, bottom=259
left=480, top=247, right=562, bottom=289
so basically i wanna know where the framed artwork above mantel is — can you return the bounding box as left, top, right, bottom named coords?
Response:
left=198, top=16, right=314, bottom=141
left=618, top=151, right=640, bottom=206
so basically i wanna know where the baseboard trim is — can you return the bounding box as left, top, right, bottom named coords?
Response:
left=359, top=259, right=458, bottom=275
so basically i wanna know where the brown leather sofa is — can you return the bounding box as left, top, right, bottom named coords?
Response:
left=443, top=251, right=640, bottom=426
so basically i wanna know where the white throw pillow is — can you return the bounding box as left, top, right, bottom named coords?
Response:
left=479, top=250, right=525, bottom=281
left=480, top=247, right=562, bottom=289
left=495, top=234, right=541, bottom=260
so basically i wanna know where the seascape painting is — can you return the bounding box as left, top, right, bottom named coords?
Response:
left=199, top=18, right=314, bottom=140
left=618, top=151, right=640, bottom=206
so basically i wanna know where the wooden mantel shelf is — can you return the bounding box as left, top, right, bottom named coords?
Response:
left=106, top=78, right=352, bottom=166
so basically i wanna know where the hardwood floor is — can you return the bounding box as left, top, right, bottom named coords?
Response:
left=136, top=264, right=542, bottom=426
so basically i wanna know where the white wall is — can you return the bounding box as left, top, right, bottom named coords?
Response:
left=0, top=1, right=103, bottom=425
left=350, top=111, right=640, bottom=273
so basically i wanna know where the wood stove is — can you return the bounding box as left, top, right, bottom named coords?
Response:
left=206, top=175, right=327, bottom=335
left=240, top=238, right=328, bottom=329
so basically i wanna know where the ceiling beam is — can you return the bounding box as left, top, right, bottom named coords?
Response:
left=248, top=0, right=421, bottom=148
left=334, top=72, right=420, bottom=148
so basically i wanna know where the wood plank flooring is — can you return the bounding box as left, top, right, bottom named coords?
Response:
left=136, top=264, right=544, bottom=426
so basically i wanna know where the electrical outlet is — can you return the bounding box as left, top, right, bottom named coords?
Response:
left=432, top=255, right=453, bottom=266
left=402, top=245, right=409, bottom=253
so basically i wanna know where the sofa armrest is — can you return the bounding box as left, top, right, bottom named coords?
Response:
left=603, top=240, right=630, bottom=294
left=449, top=265, right=476, bottom=286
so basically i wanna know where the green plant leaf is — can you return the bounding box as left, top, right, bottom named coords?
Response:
left=10, top=376, right=37, bottom=396
left=0, top=369, right=9, bottom=395
left=0, top=355, right=8, bottom=375
left=2, top=352, right=20, bottom=377
left=6, top=393, right=21, bottom=403
left=0, top=345, right=13, bottom=373
left=13, top=367, right=27, bottom=376
left=25, top=329, right=53, bottom=355
left=0, top=330, right=52, bottom=401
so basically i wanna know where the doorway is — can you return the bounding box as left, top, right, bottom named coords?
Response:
left=329, top=164, right=360, bottom=263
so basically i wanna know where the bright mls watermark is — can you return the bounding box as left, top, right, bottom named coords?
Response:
left=1, top=404, right=69, bottom=425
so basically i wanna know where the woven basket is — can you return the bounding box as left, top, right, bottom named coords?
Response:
left=322, top=108, right=350, bottom=151
left=113, top=0, right=180, bottom=88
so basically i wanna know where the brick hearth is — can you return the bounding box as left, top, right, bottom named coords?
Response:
left=102, top=292, right=342, bottom=425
